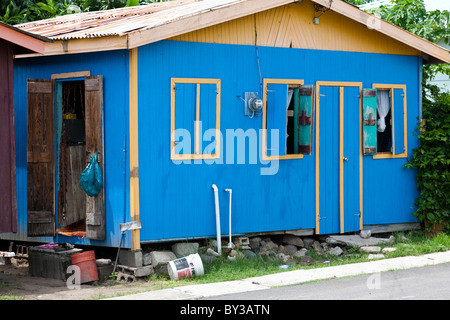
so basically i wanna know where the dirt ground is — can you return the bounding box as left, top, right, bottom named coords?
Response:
left=0, top=258, right=166, bottom=300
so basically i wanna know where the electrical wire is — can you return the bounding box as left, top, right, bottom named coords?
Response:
left=254, top=14, right=263, bottom=97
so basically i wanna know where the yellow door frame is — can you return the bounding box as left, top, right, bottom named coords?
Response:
left=315, top=81, right=363, bottom=234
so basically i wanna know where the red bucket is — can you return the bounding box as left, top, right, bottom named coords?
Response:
left=70, top=251, right=99, bottom=283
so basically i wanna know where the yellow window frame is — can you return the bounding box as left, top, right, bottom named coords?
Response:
left=170, top=77, right=221, bottom=160
left=372, top=84, right=408, bottom=159
left=262, top=78, right=305, bottom=161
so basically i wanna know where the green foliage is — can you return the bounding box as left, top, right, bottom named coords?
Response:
left=405, top=87, right=450, bottom=233
left=372, top=0, right=450, bottom=44
left=0, top=0, right=170, bottom=24
left=343, top=0, right=375, bottom=5
left=368, top=0, right=450, bottom=83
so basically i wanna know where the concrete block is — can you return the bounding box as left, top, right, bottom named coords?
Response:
left=171, top=242, right=199, bottom=258
left=142, top=252, right=152, bottom=266
left=237, top=237, right=250, bottom=246
left=150, top=251, right=176, bottom=267
left=97, top=264, right=114, bottom=281
left=150, top=251, right=176, bottom=275
left=116, top=265, right=154, bottom=277
left=119, top=249, right=142, bottom=267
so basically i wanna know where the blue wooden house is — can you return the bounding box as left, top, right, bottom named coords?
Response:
left=1, top=0, right=448, bottom=252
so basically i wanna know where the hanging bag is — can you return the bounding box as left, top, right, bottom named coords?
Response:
left=80, top=152, right=103, bottom=197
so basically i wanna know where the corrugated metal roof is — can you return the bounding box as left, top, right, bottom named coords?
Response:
left=16, top=0, right=239, bottom=40
left=14, top=0, right=449, bottom=64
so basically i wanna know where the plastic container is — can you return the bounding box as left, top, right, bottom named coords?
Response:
left=167, top=253, right=204, bottom=280
left=70, top=250, right=99, bottom=283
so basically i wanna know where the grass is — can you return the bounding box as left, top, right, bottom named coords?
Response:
left=2, top=230, right=449, bottom=300
left=153, top=231, right=450, bottom=287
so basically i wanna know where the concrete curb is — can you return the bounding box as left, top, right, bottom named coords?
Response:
left=106, top=250, right=450, bottom=300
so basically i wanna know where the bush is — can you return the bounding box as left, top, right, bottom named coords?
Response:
left=405, top=86, right=450, bottom=235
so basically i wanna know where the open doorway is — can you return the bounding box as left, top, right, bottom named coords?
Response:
left=56, top=80, right=87, bottom=237
left=27, top=76, right=105, bottom=239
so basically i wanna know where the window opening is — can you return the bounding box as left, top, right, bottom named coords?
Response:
left=376, top=89, right=392, bottom=153
left=171, top=78, right=221, bottom=160
left=263, top=79, right=313, bottom=160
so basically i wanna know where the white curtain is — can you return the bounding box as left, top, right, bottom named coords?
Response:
left=377, top=90, right=390, bottom=132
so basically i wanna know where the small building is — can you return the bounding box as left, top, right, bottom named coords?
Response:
left=2, top=0, right=449, bottom=252
left=0, top=22, right=48, bottom=234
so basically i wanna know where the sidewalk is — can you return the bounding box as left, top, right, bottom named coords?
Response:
left=106, top=250, right=450, bottom=300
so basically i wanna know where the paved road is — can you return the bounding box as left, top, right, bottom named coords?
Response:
left=203, top=263, right=450, bottom=300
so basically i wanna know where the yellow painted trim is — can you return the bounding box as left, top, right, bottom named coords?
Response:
left=359, top=85, right=363, bottom=231
left=196, top=83, right=200, bottom=155
left=315, top=81, right=363, bottom=235
left=129, top=48, right=140, bottom=251
left=372, top=84, right=408, bottom=159
left=215, top=79, right=221, bottom=159
left=315, top=84, right=321, bottom=234
left=170, top=78, right=221, bottom=160
left=262, top=78, right=305, bottom=161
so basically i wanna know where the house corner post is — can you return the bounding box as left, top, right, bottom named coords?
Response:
left=129, top=47, right=141, bottom=251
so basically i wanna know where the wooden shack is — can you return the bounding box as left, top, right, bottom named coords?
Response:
left=2, top=0, right=448, bottom=252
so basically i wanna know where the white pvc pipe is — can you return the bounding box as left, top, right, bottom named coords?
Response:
left=224, top=189, right=232, bottom=248
left=212, top=184, right=221, bottom=254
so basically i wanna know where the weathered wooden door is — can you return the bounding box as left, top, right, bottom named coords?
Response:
left=0, top=41, right=17, bottom=233
left=84, top=75, right=105, bottom=240
left=27, top=79, right=55, bottom=236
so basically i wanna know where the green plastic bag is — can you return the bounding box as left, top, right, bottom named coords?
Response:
left=80, top=152, right=103, bottom=197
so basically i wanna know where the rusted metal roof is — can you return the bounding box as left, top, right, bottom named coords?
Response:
left=14, top=0, right=449, bottom=64
left=15, top=0, right=234, bottom=40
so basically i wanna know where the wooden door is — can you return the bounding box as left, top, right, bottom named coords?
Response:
left=27, top=79, right=55, bottom=236
left=84, top=75, right=105, bottom=240
left=0, top=41, right=17, bottom=233
left=317, top=85, right=361, bottom=234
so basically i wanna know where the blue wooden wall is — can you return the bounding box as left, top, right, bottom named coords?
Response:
left=138, top=40, right=420, bottom=242
left=3, top=40, right=421, bottom=247
left=3, top=50, right=130, bottom=248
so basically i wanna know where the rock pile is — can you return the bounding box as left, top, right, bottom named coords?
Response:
left=143, top=231, right=397, bottom=276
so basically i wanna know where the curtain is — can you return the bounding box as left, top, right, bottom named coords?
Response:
left=377, top=90, right=390, bottom=132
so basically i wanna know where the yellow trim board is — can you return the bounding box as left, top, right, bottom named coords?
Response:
left=170, top=77, right=221, bottom=160
left=315, top=81, right=363, bottom=235
left=129, top=48, right=140, bottom=251
left=262, top=78, right=305, bottom=161
left=51, top=71, right=90, bottom=79
left=339, top=87, right=344, bottom=234
left=372, top=84, right=408, bottom=159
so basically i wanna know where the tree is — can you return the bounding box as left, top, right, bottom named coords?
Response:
left=369, top=0, right=450, bottom=85
left=0, top=0, right=170, bottom=24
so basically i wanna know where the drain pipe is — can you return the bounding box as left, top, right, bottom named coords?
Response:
left=212, top=184, right=221, bottom=254
left=224, top=189, right=232, bottom=248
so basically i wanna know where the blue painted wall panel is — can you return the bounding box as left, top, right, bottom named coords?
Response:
left=4, top=40, right=421, bottom=246
left=3, top=50, right=131, bottom=248
left=137, top=40, right=420, bottom=241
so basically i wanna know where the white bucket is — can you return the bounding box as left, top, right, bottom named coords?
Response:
left=167, top=253, right=204, bottom=280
